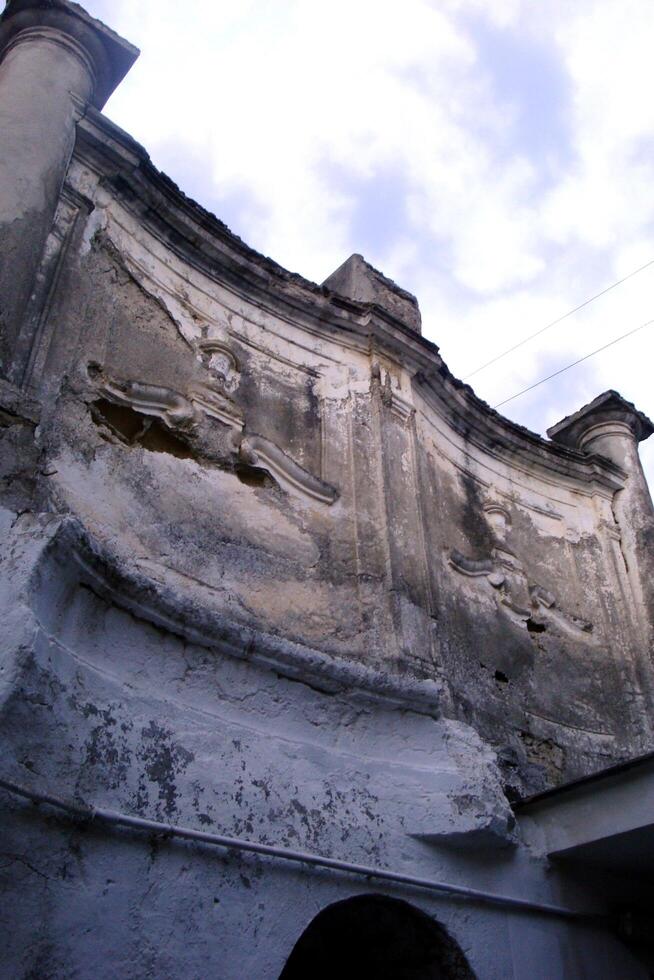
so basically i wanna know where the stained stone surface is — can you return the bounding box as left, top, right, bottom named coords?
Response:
left=1, top=2, right=653, bottom=978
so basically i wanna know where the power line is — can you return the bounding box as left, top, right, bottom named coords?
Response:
left=493, top=317, right=654, bottom=410
left=464, top=258, right=654, bottom=381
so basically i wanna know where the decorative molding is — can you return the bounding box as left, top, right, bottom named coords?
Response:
left=2, top=25, right=98, bottom=92
left=196, top=338, right=240, bottom=394
left=11, top=185, right=94, bottom=390
left=187, top=383, right=243, bottom=435
left=18, top=516, right=448, bottom=721
left=240, top=435, right=338, bottom=505
left=97, top=376, right=196, bottom=431
left=71, top=108, right=642, bottom=503
left=0, top=2, right=139, bottom=110
left=483, top=503, right=512, bottom=541
left=449, top=545, right=594, bottom=638
left=598, top=518, right=622, bottom=543
left=389, top=391, right=415, bottom=424
left=89, top=367, right=337, bottom=505
left=370, top=362, right=415, bottom=423
left=524, top=502, right=563, bottom=521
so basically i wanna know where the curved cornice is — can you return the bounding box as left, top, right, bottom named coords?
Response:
left=41, top=518, right=447, bottom=719
left=73, top=108, right=630, bottom=496
left=413, top=369, right=627, bottom=494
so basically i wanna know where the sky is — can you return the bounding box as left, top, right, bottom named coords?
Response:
left=79, top=0, right=654, bottom=487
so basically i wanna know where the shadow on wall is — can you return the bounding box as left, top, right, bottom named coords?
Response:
left=278, top=894, right=475, bottom=980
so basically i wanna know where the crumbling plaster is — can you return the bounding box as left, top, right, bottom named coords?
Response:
left=31, top=128, right=651, bottom=794
left=1, top=3, right=654, bottom=978
left=0, top=505, right=647, bottom=979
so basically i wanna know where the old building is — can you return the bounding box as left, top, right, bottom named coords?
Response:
left=1, top=2, right=653, bottom=976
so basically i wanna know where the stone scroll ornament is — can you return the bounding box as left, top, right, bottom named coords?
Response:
left=196, top=338, right=240, bottom=396
left=449, top=506, right=593, bottom=638
left=88, top=360, right=337, bottom=506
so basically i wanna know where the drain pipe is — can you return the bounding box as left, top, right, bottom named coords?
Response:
left=0, top=776, right=601, bottom=923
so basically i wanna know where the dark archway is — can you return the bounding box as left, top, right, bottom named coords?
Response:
left=278, top=894, right=476, bottom=980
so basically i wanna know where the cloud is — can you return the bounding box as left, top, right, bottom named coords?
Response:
left=81, top=0, right=654, bottom=487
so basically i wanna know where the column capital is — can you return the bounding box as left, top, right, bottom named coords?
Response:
left=548, top=390, right=654, bottom=454
left=0, top=0, right=139, bottom=109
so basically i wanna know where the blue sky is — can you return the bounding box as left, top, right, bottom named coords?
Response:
left=80, top=0, right=654, bottom=486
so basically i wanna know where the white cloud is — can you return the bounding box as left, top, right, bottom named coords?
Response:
left=82, top=0, right=654, bottom=487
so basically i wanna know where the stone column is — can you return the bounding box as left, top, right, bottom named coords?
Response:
left=549, top=391, right=654, bottom=654
left=0, top=0, right=138, bottom=382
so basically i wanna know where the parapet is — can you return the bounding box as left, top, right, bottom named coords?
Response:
left=323, top=253, right=422, bottom=334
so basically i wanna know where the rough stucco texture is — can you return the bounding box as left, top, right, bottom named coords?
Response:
left=1, top=6, right=654, bottom=975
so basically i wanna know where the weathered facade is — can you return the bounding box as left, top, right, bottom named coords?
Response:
left=1, top=3, right=654, bottom=977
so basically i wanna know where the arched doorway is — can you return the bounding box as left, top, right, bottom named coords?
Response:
left=278, top=894, right=475, bottom=979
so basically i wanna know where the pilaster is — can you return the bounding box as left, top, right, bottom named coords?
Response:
left=0, top=0, right=137, bottom=384
left=549, top=391, right=654, bottom=664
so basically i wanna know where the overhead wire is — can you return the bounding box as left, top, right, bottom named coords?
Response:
left=493, top=316, right=654, bottom=409
left=463, top=257, right=654, bottom=381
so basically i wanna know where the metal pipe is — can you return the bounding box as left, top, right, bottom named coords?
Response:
left=0, top=776, right=601, bottom=923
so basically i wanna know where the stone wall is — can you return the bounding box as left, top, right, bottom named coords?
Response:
left=11, top=100, right=649, bottom=795
left=1, top=3, right=653, bottom=977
